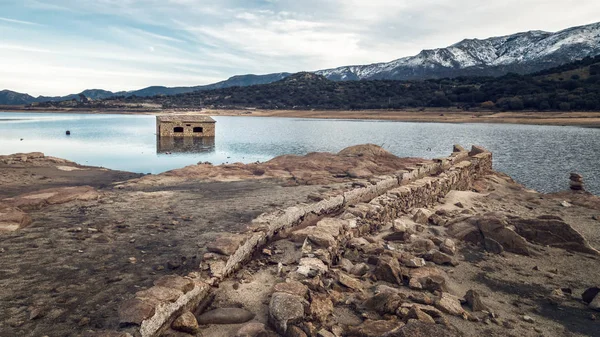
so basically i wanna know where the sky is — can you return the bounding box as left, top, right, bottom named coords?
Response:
left=1, top=0, right=599, bottom=96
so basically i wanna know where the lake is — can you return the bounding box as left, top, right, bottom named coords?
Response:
left=0, top=112, right=598, bottom=195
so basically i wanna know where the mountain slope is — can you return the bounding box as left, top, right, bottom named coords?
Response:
left=316, top=22, right=600, bottom=81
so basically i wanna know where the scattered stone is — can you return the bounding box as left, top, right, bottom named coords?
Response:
left=286, top=325, right=308, bottom=337
left=453, top=144, right=466, bottom=152
left=118, top=298, right=155, bottom=326
left=405, top=257, right=426, bottom=268
left=197, top=308, right=255, bottom=325
left=582, top=287, right=600, bottom=304
left=439, top=239, right=456, bottom=255
left=310, top=293, right=333, bottom=323
left=350, top=263, right=370, bottom=276
left=338, top=272, right=364, bottom=291
left=435, top=293, right=465, bottom=316
left=406, top=306, right=435, bottom=324
left=171, top=311, right=199, bottom=334
left=468, top=145, right=488, bottom=156
left=234, top=322, right=267, bottom=337
left=373, top=256, right=403, bottom=285
left=560, top=201, right=572, bottom=208
left=464, top=290, right=487, bottom=312
left=364, top=293, right=404, bottom=315
left=425, top=250, right=459, bottom=266
left=410, top=239, right=436, bottom=253
left=274, top=281, right=309, bottom=298
left=297, top=258, right=328, bottom=277
left=340, top=258, right=355, bottom=273
left=409, top=267, right=447, bottom=292
left=269, top=292, right=306, bottom=334
left=348, top=319, right=403, bottom=337
left=413, top=209, right=433, bottom=225
left=522, top=315, right=534, bottom=323
left=207, top=233, right=246, bottom=256
left=153, top=275, right=195, bottom=294
left=135, top=286, right=183, bottom=303
left=317, top=329, right=336, bottom=337
left=387, top=320, right=460, bottom=337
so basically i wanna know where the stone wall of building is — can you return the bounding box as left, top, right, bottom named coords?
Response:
left=157, top=121, right=216, bottom=137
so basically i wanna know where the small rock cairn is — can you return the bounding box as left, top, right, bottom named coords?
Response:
left=570, top=173, right=584, bottom=191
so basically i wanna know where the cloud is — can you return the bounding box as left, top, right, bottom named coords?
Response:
left=0, top=16, right=43, bottom=26
left=1, top=0, right=600, bottom=96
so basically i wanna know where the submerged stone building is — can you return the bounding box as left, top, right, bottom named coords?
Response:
left=156, top=115, right=216, bottom=137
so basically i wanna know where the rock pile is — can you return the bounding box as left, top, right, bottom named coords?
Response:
left=570, top=173, right=584, bottom=191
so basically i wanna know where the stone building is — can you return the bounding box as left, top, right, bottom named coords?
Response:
left=156, top=115, right=216, bottom=137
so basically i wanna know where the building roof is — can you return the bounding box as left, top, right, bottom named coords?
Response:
left=156, top=115, right=216, bottom=123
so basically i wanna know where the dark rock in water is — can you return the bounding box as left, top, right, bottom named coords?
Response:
left=582, top=287, right=600, bottom=304
left=197, top=307, right=255, bottom=325
left=66, top=130, right=71, bottom=135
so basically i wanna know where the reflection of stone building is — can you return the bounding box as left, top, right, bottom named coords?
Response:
left=157, top=136, right=215, bottom=154
left=156, top=115, right=216, bottom=137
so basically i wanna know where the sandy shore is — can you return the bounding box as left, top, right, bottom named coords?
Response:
left=3, top=108, right=600, bottom=127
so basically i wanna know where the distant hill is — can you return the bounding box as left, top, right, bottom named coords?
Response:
left=0, top=73, right=291, bottom=105
left=94, top=55, right=598, bottom=112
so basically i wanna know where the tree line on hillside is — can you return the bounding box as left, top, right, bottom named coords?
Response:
left=34, top=55, right=600, bottom=111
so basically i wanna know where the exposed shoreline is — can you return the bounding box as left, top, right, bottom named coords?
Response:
left=2, top=107, right=600, bottom=127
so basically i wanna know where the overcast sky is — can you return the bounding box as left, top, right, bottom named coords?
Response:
left=1, top=0, right=599, bottom=96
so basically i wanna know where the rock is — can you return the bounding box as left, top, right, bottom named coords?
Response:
left=383, top=232, right=410, bottom=242
left=171, top=311, right=199, bottom=334
left=317, top=330, right=336, bottom=337
left=348, top=319, right=404, bottom=337
left=392, top=219, right=409, bottom=232
left=405, top=257, right=426, bottom=268
left=409, top=267, right=447, bottom=292
left=468, top=145, right=488, bottom=156
left=269, top=292, right=306, bottom=334
left=560, top=201, right=572, bottom=208
left=439, top=239, right=456, bottom=255
left=364, top=293, right=404, bottom=315
left=206, top=233, right=246, bottom=256
left=350, top=263, right=370, bottom=276
left=383, top=320, right=460, bottom=337
left=197, top=308, right=255, bottom=325
left=135, top=286, right=183, bottom=303
left=0, top=203, right=32, bottom=232
left=406, top=307, right=435, bottom=324
left=483, top=237, right=504, bottom=254
left=435, top=293, right=465, bottom=316
left=373, top=256, right=403, bottom=285
left=297, top=258, right=328, bottom=277
left=475, top=216, right=531, bottom=255
left=522, top=315, right=534, bottom=323
left=338, top=272, right=364, bottom=291
left=235, top=322, right=268, bottom=337
left=591, top=294, right=600, bottom=311
left=347, top=237, right=370, bottom=249
left=453, top=144, right=466, bottom=152
left=274, top=281, right=309, bottom=298
left=410, top=239, right=436, bottom=254
left=464, top=290, right=487, bottom=312
left=424, top=250, right=459, bottom=266
left=413, top=209, right=433, bottom=225
left=153, top=275, right=195, bottom=294
left=340, top=258, right=355, bottom=273
left=511, top=217, right=600, bottom=255
left=285, top=325, right=308, bottom=337
left=118, top=298, right=155, bottom=326
left=308, top=231, right=337, bottom=248
left=310, top=293, right=333, bottom=323
left=428, top=214, right=445, bottom=226
left=582, top=287, right=600, bottom=304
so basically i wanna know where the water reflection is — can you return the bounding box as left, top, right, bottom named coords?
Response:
left=156, top=136, right=215, bottom=154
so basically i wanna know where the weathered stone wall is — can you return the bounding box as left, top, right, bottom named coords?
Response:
left=115, top=145, right=493, bottom=337
left=157, top=121, right=216, bottom=137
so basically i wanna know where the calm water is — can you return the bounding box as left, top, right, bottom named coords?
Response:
left=0, top=112, right=598, bottom=194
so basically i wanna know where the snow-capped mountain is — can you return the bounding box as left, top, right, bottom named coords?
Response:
left=316, top=22, right=600, bottom=81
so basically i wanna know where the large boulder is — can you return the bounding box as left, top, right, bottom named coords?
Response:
left=2, top=186, right=100, bottom=210
left=511, top=217, right=600, bottom=255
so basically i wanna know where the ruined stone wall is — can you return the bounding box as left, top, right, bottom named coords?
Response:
left=115, top=146, right=493, bottom=337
